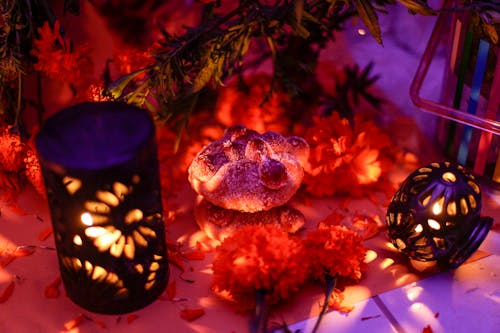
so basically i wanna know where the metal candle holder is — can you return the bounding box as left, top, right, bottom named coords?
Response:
left=36, top=102, right=169, bottom=314
left=386, top=161, right=493, bottom=269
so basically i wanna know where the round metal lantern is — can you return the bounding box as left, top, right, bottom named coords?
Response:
left=36, top=102, right=169, bottom=314
left=386, top=161, right=493, bottom=269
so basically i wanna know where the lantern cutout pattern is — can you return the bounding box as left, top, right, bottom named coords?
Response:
left=386, top=162, right=493, bottom=269
left=36, top=102, right=169, bottom=314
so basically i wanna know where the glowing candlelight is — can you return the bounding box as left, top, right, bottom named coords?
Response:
left=81, top=212, right=93, bottom=226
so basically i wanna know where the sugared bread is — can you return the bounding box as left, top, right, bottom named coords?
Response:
left=188, top=125, right=309, bottom=212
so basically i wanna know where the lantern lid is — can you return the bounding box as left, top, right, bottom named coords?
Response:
left=36, top=102, right=154, bottom=170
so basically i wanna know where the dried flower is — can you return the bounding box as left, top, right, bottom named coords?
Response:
left=304, top=225, right=367, bottom=283
left=212, top=224, right=308, bottom=311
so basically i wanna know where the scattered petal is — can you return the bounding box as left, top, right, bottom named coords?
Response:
left=166, top=280, right=176, bottom=299
left=179, top=307, right=205, bottom=322
left=38, top=227, right=53, bottom=241
left=0, top=281, right=15, bottom=303
left=63, top=314, right=86, bottom=331
left=94, top=319, right=107, bottom=329
left=159, top=280, right=177, bottom=301
left=168, top=251, right=186, bottom=272
left=196, top=240, right=212, bottom=253
left=182, top=250, right=205, bottom=261
left=127, top=314, right=139, bottom=324
left=44, top=276, right=61, bottom=298
left=422, top=325, right=434, bottom=333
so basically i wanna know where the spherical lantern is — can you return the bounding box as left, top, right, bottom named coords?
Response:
left=36, top=102, right=169, bottom=314
left=386, top=161, right=493, bottom=269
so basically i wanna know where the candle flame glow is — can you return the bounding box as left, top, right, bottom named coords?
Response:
left=432, top=202, right=442, bottom=215
left=427, top=219, right=441, bottom=230
left=81, top=212, right=93, bottom=226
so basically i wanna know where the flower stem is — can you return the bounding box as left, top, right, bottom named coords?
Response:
left=311, top=274, right=337, bottom=333
left=250, top=289, right=268, bottom=333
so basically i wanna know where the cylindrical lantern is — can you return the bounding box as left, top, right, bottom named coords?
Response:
left=36, top=102, right=169, bottom=314
left=386, top=161, right=493, bottom=269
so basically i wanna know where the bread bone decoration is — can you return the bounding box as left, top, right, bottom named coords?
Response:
left=188, top=125, right=309, bottom=213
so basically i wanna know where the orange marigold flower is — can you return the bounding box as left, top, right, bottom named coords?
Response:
left=304, top=112, right=393, bottom=197
left=31, top=21, right=93, bottom=84
left=304, top=225, right=367, bottom=283
left=214, top=74, right=291, bottom=134
left=0, top=127, right=24, bottom=172
left=212, top=224, right=308, bottom=311
left=0, top=126, right=44, bottom=201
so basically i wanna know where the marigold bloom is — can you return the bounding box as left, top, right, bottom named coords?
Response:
left=31, top=21, right=93, bottom=85
left=304, top=225, right=367, bottom=283
left=214, top=74, right=291, bottom=134
left=0, top=127, right=45, bottom=201
left=304, top=112, right=393, bottom=197
left=0, top=127, right=24, bottom=172
left=212, top=224, right=308, bottom=311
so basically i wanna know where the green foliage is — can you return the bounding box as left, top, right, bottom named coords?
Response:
left=1, top=0, right=498, bottom=134
left=108, top=0, right=433, bottom=124
left=0, top=0, right=80, bottom=129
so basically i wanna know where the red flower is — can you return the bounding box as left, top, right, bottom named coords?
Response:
left=304, top=112, right=393, bottom=197
left=212, top=224, right=308, bottom=311
left=0, top=126, right=45, bottom=202
left=0, top=127, right=24, bottom=172
left=31, top=21, right=93, bottom=85
left=214, top=74, right=291, bottom=134
left=304, top=225, right=367, bottom=283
